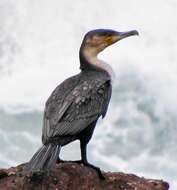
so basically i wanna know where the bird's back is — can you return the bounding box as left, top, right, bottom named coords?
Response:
left=42, top=70, right=112, bottom=145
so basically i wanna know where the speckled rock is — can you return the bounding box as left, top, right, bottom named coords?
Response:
left=0, top=163, right=169, bottom=190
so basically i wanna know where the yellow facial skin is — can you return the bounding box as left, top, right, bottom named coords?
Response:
left=86, top=35, right=119, bottom=47
left=105, top=36, right=120, bottom=45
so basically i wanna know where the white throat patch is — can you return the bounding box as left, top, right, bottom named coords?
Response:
left=83, top=47, right=115, bottom=81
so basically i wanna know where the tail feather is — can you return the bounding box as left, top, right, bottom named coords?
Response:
left=37, top=144, right=52, bottom=169
left=25, top=144, right=61, bottom=173
left=45, top=145, right=60, bottom=170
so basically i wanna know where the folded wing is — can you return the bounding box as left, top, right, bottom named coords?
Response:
left=42, top=73, right=111, bottom=144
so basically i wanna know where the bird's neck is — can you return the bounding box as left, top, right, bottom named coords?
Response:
left=79, top=46, right=115, bottom=80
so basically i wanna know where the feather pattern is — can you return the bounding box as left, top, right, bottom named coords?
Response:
left=42, top=70, right=112, bottom=145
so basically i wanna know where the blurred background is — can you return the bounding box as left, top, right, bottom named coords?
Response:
left=0, top=0, right=177, bottom=189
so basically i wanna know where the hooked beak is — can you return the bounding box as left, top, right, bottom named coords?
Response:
left=118, top=30, right=139, bottom=40
left=105, top=30, right=139, bottom=46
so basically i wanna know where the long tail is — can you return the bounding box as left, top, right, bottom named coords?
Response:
left=25, top=144, right=61, bottom=173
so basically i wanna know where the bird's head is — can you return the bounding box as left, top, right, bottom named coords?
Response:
left=81, top=29, right=139, bottom=57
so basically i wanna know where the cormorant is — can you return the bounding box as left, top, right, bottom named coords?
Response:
left=26, top=29, right=138, bottom=179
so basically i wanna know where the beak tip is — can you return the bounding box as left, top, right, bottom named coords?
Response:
left=118, top=30, right=139, bottom=40
left=133, top=30, right=139, bottom=36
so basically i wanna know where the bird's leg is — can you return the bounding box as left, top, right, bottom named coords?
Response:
left=80, top=141, right=105, bottom=180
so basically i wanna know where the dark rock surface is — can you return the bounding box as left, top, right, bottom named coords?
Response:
left=0, top=162, right=169, bottom=190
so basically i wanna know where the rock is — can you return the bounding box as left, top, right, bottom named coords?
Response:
left=0, top=162, right=169, bottom=190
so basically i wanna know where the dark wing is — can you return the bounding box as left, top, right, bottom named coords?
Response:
left=42, top=74, right=80, bottom=142
left=42, top=76, right=111, bottom=144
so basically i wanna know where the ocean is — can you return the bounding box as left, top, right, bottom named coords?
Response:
left=0, top=0, right=177, bottom=189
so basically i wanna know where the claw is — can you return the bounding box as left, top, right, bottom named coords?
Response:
left=88, top=164, right=105, bottom=180
left=81, top=161, right=105, bottom=180
left=56, top=158, right=105, bottom=179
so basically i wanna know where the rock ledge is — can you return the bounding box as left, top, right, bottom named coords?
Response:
left=0, top=163, right=169, bottom=190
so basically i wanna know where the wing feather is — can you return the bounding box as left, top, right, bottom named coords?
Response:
left=42, top=72, right=111, bottom=144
